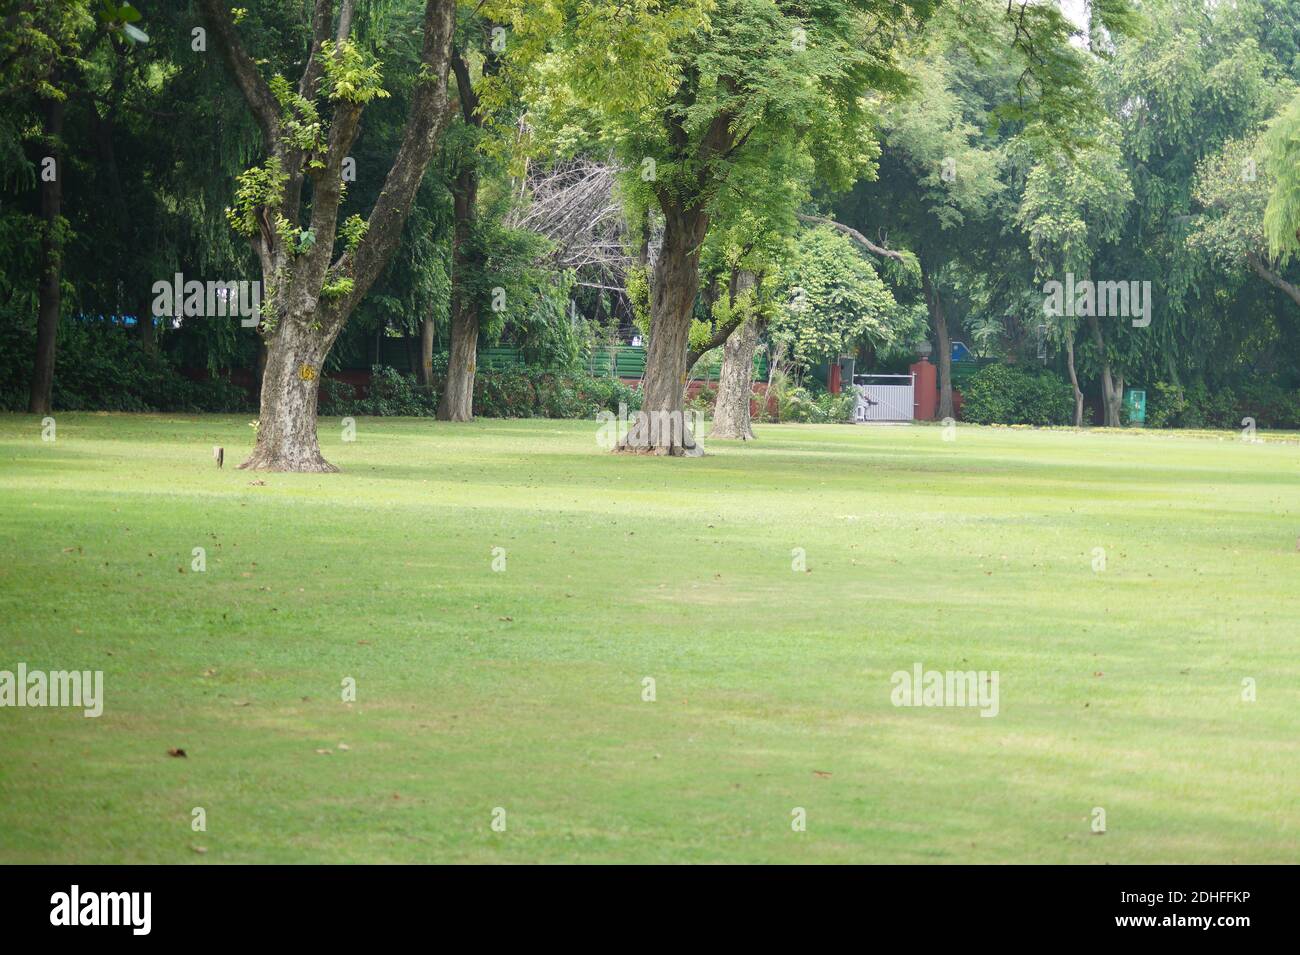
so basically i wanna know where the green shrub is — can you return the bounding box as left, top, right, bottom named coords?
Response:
left=354, top=365, right=438, bottom=416
left=476, top=369, right=537, bottom=418
left=960, top=364, right=1073, bottom=426
left=687, top=385, right=717, bottom=418
left=1147, top=381, right=1258, bottom=430
left=0, top=317, right=252, bottom=413
left=318, top=377, right=360, bottom=415
left=1146, top=381, right=1187, bottom=429
left=1232, top=381, right=1300, bottom=429
left=774, top=385, right=855, bottom=423
left=319, top=365, right=643, bottom=420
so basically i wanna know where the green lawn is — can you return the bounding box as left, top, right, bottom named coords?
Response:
left=0, top=413, right=1296, bottom=863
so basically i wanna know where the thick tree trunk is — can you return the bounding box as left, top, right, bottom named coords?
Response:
left=921, top=265, right=953, bottom=420
left=28, top=94, right=64, bottom=415
left=622, top=203, right=709, bottom=454
left=203, top=0, right=456, bottom=471
left=438, top=307, right=477, bottom=420
left=708, top=271, right=758, bottom=440
left=1064, top=330, right=1084, bottom=427
left=418, top=313, right=435, bottom=388
left=242, top=317, right=336, bottom=472
left=708, top=316, right=758, bottom=440
left=437, top=166, right=479, bottom=421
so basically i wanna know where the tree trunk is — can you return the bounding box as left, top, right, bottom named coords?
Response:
left=708, top=317, right=758, bottom=440
left=437, top=165, right=479, bottom=421
left=1086, top=312, right=1123, bottom=427
left=708, top=271, right=758, bottom=440
left=28, top=93, right=64, bottom=415
left=242, top=317, right=336, bottom=472
left=921, top=264, right=953, bottom=420
left=418, top=313, right=435, bottom=388
left=255, top=339, right=268, bottom=397
left=438, top=305, right=477, bottom=420
left=137, top=304, right=156, bottom=352
left=1064, top=330, right=1084, bottom=427
left=621, top=203, right=708, bottom=454
left=201, top=0, right=457, bottom=471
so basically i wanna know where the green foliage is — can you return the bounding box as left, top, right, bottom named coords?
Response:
left=324, top=365, right=437, bottom=416
left=960, top=363, right=1074, bottom=425
left=319, top=40, right=391, bottom=104
left=771, top=226, right=900, bottom=364
left=225, top=158, right=287, bottom=237
left=0, top=317, right=250, bottom=412
left=686, top=384, right=716, bottom=418
left=321, top=275, right=355, bottom=299
left=340, top=214, right=369, bottom=253
left=624, top=264, right=651, bottom=338
left=1190, top=135, right=1272, bottom=268
left=767, top=383, right=856, bottom=424
left=475, top=368, right=642, bottom=418
left=464, top=212, right=577, bottom=364
left=317, top=364, right=643, bottom=420
left=1263, top=91, right=1300, bottom=262
left=1018, top=128, right=1133, bottom=279
left=268, top=73, right=325, bottom=155
left=1146, top=379, right=1300, bottom=429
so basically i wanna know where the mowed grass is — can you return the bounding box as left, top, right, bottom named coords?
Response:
left=0, top=412, right=1297, bottom=864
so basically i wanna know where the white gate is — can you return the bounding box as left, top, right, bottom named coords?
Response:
left=853, top=374, right=915, bottom=422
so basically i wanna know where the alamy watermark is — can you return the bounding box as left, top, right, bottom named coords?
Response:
left=152, top=273, right=260, bottom=327
left=890, top=663, right=999, bottom=717
left=50, top=885, right=150, bottom=935
left=0, top=664, right=103, bottom=717
left=1043, top=272, right=1151, bottom=328
left=596, top=402, right=704, bottom=451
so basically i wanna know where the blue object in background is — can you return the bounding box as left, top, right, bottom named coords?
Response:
left=950, top=341, right=974, bottom=362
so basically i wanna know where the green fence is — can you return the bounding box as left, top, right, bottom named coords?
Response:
left=480, top=345, right=769, bottom=380
left=360, top=342, right=767, bottom=382
left=948, top=359, right=991, bottom=389
left=583, top=345, right=768, bottom=382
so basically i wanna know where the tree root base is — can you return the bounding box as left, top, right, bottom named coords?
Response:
left=238, top=451, right=340, bottom=473
left=706, top=428, right=755, bottom=441
left=613, top=442, right=705, bottom=457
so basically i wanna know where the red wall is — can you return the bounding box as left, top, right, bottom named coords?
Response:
left=910, top=359, right=937, bottom=420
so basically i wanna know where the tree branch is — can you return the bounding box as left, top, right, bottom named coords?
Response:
left=335, top=0, right=356, bottom=43
left=1247, top=250, right=1300, bottom=308
left=450, top=48, right=480, bottom=125
left=330, top=0, right=456, bottom=325
left=298, top=0, right=335, bottom=101
left=198, top=0, right=283, bottom=153
left=797, top=213, right=905, bottom=261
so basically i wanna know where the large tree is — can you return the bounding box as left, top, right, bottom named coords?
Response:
left=201, top=0, right=455, bottom=471
left=1092, top=0, right=1294, bottom=402
left=496, top=0, right=921, bottom=453
left=435, top=14, right=499, bottom=421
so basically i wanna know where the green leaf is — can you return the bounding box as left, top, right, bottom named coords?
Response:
left=123, top=23, right=149, bottom=44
